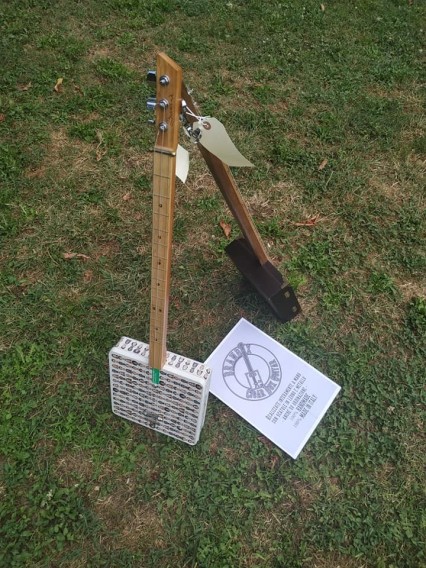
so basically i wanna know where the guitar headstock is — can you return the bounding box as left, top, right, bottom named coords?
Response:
left=147, top=53, right=182, bottom=154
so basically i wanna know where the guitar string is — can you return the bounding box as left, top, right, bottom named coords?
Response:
left=153, top=102, right=168, bottom=383
left=145, top=100, right=167, bottom=415
left=153, top=121, right=162, bottom=379
left=138, top=100, right=162, bottom=421
left=149, top=117, right=159, bottom=404
left=158, top=103, right=171, bottom=419
left=160, top=102, right=169, bottom=376
left=158, top=104, right=166, bottom=376
left=158, top=100, right=174, bottom=393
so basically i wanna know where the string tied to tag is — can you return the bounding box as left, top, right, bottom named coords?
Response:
left=181, top=100, right=209, bottom=143
left=180, top=100, right=254, bottom=167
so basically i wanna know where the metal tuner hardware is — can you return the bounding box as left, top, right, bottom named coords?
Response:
left=146, top=70, right=170, bottom=86
left=146, top=97, right=169, bottom=111
left=146, top=96, right=157, bottom=111
left=146, top=71, right=171, bottom=126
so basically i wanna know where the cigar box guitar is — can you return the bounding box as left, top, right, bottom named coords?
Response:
left=109, top=53, right=211, bottom=445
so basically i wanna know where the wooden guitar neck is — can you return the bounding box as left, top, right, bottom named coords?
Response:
left=148, top=53, right=182, bottom=372
left=149, top=151, right=176, bottom=370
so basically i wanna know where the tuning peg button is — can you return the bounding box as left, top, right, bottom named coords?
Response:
left=147, top=70, right=156, bottom=83
left=146, top=96, right=157, bottom=111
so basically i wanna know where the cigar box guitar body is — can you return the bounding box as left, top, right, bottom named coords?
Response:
left=109, top=53, right=211, bottom=445
left=109, top=339, right=210, bottom=445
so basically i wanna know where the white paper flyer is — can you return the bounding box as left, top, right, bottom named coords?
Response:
left=205, top=318, right=341, bottom=458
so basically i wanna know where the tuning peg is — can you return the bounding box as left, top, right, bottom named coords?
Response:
left=147, top=97, right=170, bottom=111
left=146, top=96, right=157, bottom=111
left=146, top=70, right=169, bottom=86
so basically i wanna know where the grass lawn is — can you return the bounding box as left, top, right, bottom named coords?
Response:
left=1, top=0, right=425, bottom=566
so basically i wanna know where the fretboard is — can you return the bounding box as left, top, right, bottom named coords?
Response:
left=149, top=150, right=176, bottom=370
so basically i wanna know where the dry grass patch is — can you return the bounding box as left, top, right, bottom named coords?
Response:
left=238, top=492, right=310, bottom=568
left=311, top=552, right=368, bottom=568
left=121, top=147, right=153, bottom=173
left=4, top=267, right=44, bottom=299
left=92, top=239, right=121, bottom=260
left=55, top=449, right=96, bottom=487
left=396, top=278, right=425, bottom=302
left=93, top=481, right=166, bottom=552
left=87, top=47, right=112, bottom=62
left=26, top=127, right=101, bottom=183
left=368, top=158, right=425, bottom=204
left=246, top=180, right=301, bottom=219
left=292, top=478, right=323, bottom=509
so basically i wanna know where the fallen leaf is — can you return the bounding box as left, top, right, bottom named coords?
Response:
left=0, top=114, right=5, bottom=122
left=122, top=192, right=132, bottom=201
left=219, top=220, right=232, bottom=238
left=320, top=3, right=326, bottom=11
left=293, top=215, right=323, bottom=227
left=318, top=158, right=328, bottom=171
left=18, top=82, right=32, bottom=91
left=54, top=77, right=63, bottom=93
left=83, top=269, right=94, bottom=282
left=63, top=252, right=90, bottom=260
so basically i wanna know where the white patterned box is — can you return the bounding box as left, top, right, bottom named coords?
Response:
left=109, top=337, right=211, bottom=445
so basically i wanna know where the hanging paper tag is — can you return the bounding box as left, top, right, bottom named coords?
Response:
left=194, top=117, right=254, bottom=167
left=176, top=144, right=189, bottom=183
